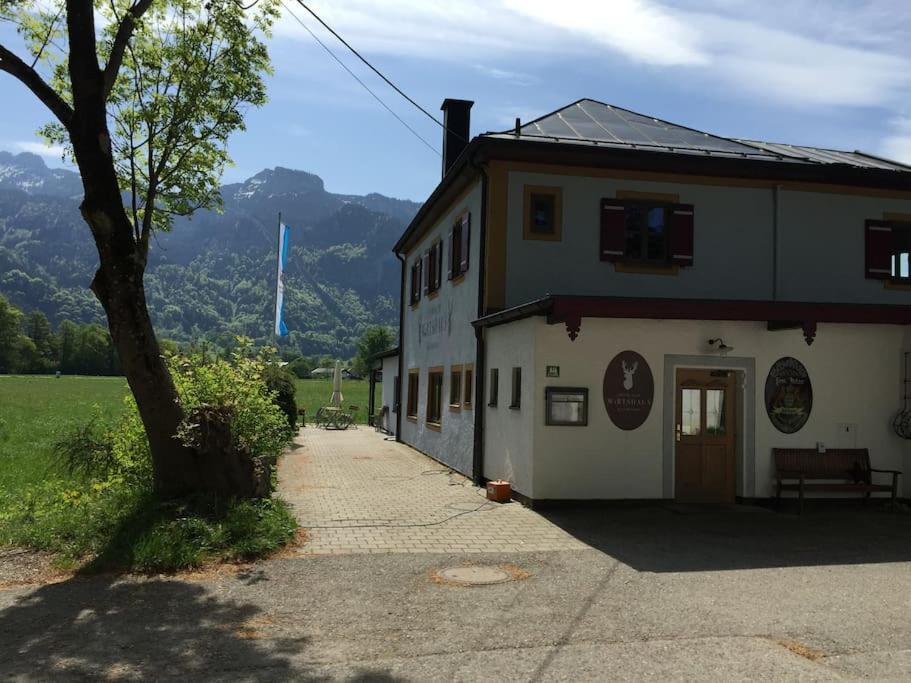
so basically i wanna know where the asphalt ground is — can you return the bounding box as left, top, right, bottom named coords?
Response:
left=3, top=503, right=911, bottom=681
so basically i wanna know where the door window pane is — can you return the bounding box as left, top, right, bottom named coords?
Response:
left=681, top=388, right=701, bottom=435
left=706, top=389, right=726, bottom=435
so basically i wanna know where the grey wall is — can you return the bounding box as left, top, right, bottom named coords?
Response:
left=399, top=180, right=482, bottom=475
left=503, top=170, right=911, bottom=308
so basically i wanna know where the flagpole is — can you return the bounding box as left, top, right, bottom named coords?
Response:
left=274, top=211, right=282, bottom=343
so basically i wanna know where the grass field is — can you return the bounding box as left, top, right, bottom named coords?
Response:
left=0, top=373, right=304, bottom=570
left=293, top=378, right=379, bottom=426
left=0, top=376, right=129, bottom=495
left=0, top=375, right=378, bottom=500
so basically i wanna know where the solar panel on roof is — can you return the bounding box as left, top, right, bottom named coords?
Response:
left=519, top=99, right=773, bottom=157
left=491, top=98, right=911, bottom=173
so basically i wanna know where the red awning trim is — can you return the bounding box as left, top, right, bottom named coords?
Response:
left=545, top=296, right=911, bottom=345
left=471, top=295, right=911, bottom=346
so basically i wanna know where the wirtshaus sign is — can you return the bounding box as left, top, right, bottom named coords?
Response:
left=765, top=357, right=812, bottom=434
left=603, top=350, right=654, bottom=430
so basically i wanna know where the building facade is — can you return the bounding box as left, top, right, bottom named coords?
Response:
left=393, top=98, right=911, bottom=504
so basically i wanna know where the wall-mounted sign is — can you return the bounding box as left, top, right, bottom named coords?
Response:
left=603, top=350, right=654, bottom=430
left=765, top=357, right=812, bottom=434
left=416, top=301, right=453, bottom=347
left=546, top=365, right=560, bottom=378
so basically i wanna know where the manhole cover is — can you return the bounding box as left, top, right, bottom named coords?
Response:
left=436, top=566, right=512, bottom=586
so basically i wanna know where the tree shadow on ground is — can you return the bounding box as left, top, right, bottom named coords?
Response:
left=0, top=574, right=308, bottom=680
left=540, top=500, right=911, bottom=572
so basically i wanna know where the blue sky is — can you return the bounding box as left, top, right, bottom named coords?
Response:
left=2, top=1, right=911, bottom=201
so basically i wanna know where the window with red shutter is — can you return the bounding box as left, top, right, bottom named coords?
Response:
left=446, top=230, right=454, bottom=280
left=422, top=251, right=430, bottom=295
left=866, top=219, right=910, bottom=282
left=670, top=204, right=695, bottom=266
left=600, top=199, right=626, bottom=262
left=460, top=214, right=470, bottom=273
left=865, top=220, right=892, bottom=280
left=435, top=241, right=443, bottom=289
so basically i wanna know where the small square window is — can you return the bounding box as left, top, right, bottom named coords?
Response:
left=427, top=368, right=443, bottom=425
left=545, top=387, right=588, bottom=426
left=463, top=366, right=473, bottom=408
left=488, top=368, right=499, bottom=407
left=893, top=224, right=911, bottom=281
left=523, top=186, right=562, bottom=241
left=510, top=367, right=522, bottom=409
left=449, top=365, right=462, bottom=408
left=406, top=370, right=419, bottom=419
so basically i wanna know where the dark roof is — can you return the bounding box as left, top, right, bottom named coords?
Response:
left=367, top=347, right=399, bottom=362
left=485, top=98, right=911, bottom=173
left=393, top=98, right=911, bottom=255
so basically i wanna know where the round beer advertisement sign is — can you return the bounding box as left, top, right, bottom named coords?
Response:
left=603, top=350, right=654, bottom=430
left=765, top=357, right=812, bottom=434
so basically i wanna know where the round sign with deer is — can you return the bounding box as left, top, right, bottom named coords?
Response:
left=603, top=350, right=654, bottom=430
left=765, top=357, right=812, bottom=434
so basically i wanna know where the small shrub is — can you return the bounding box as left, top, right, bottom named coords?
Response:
left=53, top=417, right=117, bottom=479
left=263, top=363, right=298, bottom=430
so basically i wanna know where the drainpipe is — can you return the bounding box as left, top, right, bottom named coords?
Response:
left=471, top=153, right=489, bottom=486
left=395, top=251, right=406, bottom=441
left=772, top=184, right=781, bottom=300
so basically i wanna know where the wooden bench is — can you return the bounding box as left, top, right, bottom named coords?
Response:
left=773, top=448, right=901, bottom=514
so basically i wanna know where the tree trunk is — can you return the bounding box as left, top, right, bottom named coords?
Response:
left=89, top=245, right=194, bottom=496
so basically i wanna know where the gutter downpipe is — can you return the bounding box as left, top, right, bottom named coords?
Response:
left=772, top=184, right=781, bottom=300
left=394, top=251, right=406, bottom=441
left=471, top=153, right=489, bottom=486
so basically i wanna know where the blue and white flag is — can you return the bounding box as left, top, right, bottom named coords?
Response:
left=274, top=222, right=290, bottom=337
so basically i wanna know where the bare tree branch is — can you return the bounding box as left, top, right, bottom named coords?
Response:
left=102, top=0, right=155, bottom=99
left=0, top=43, right=73, bottom=128
left=30, top=4, right=65, bottom=68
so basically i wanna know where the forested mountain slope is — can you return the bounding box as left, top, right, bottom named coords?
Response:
left=0, top=152, right=417, bottom=356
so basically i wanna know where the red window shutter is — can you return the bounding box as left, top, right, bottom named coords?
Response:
left=423, top=251, right=431, bottom=294
left=416, top=259, right=423, bottom=300
left=460, top=214, right=470, bottom=273
left=436, top=242, right=443, bottom=288
left=410, top=263, right=417, bottom=303
left=600, top=199, right=626, bottom=262
left=670, top=204, right=695, bottom=267
left=446, top=231, right=453, bottom=280
left=865, top=219, right=893, bottom=280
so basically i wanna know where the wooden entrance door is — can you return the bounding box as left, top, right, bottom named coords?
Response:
left=675, top=368, right=736, bottom=503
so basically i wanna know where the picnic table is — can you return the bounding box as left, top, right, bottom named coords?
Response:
left=315, top=406, right=354, bottom=430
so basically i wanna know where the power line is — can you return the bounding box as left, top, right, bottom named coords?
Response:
left=292, top=0, right=464, bottom=141
left=280, top=0, right=440, bottom=156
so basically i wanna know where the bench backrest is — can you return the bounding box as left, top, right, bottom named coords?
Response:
left=773, top=448, right=871, bottom=481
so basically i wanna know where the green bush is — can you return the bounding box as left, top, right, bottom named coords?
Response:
left=263, top=363, right=298, bottom=430
left=287, top=356, right=313, bottom=379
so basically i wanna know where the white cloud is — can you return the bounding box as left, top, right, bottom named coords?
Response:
left=274, top=0, right=911, bottom=109
left=503, top=0, right=707, bottom=66
left=14, top=141, right=65, bottom=160
left=880, top=118, right=911, bottom=166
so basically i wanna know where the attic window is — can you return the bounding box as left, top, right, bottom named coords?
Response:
left=523, top=186, right=562, bottom=241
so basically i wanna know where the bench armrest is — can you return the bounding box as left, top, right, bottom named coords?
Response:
left=870, top=468, right=902, bottom=475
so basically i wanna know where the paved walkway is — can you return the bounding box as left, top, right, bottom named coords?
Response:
left=278, top=427, right=588, bottom=554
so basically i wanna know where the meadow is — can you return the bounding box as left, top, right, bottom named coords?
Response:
left=0, top=375, right=376, bottom=492
left=0, top=373, right=376, bottom=569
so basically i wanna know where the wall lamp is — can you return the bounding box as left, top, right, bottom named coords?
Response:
left=708, top=338, right=734, bottom=357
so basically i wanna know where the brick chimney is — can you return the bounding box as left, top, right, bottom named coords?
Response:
left=440, top=98, right=473, bottom=177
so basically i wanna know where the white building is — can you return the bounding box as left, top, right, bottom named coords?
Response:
left=391, top=98, right=911, bottom=505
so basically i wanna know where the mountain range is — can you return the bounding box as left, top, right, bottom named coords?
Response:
left=0, top=151, right=419, bottom=356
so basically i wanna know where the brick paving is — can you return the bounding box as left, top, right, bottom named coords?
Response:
left=278, top=427, right=589, bottom=554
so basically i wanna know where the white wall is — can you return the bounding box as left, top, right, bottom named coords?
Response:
left=380, top=354, right=398, bottom=436
left=523, top=318, right=907, bottom=500
left=501, top=170, right=911, bottom=308
left=399, top=180, right=482, bottom=474
left=482, top=318, right=537, bottom=497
